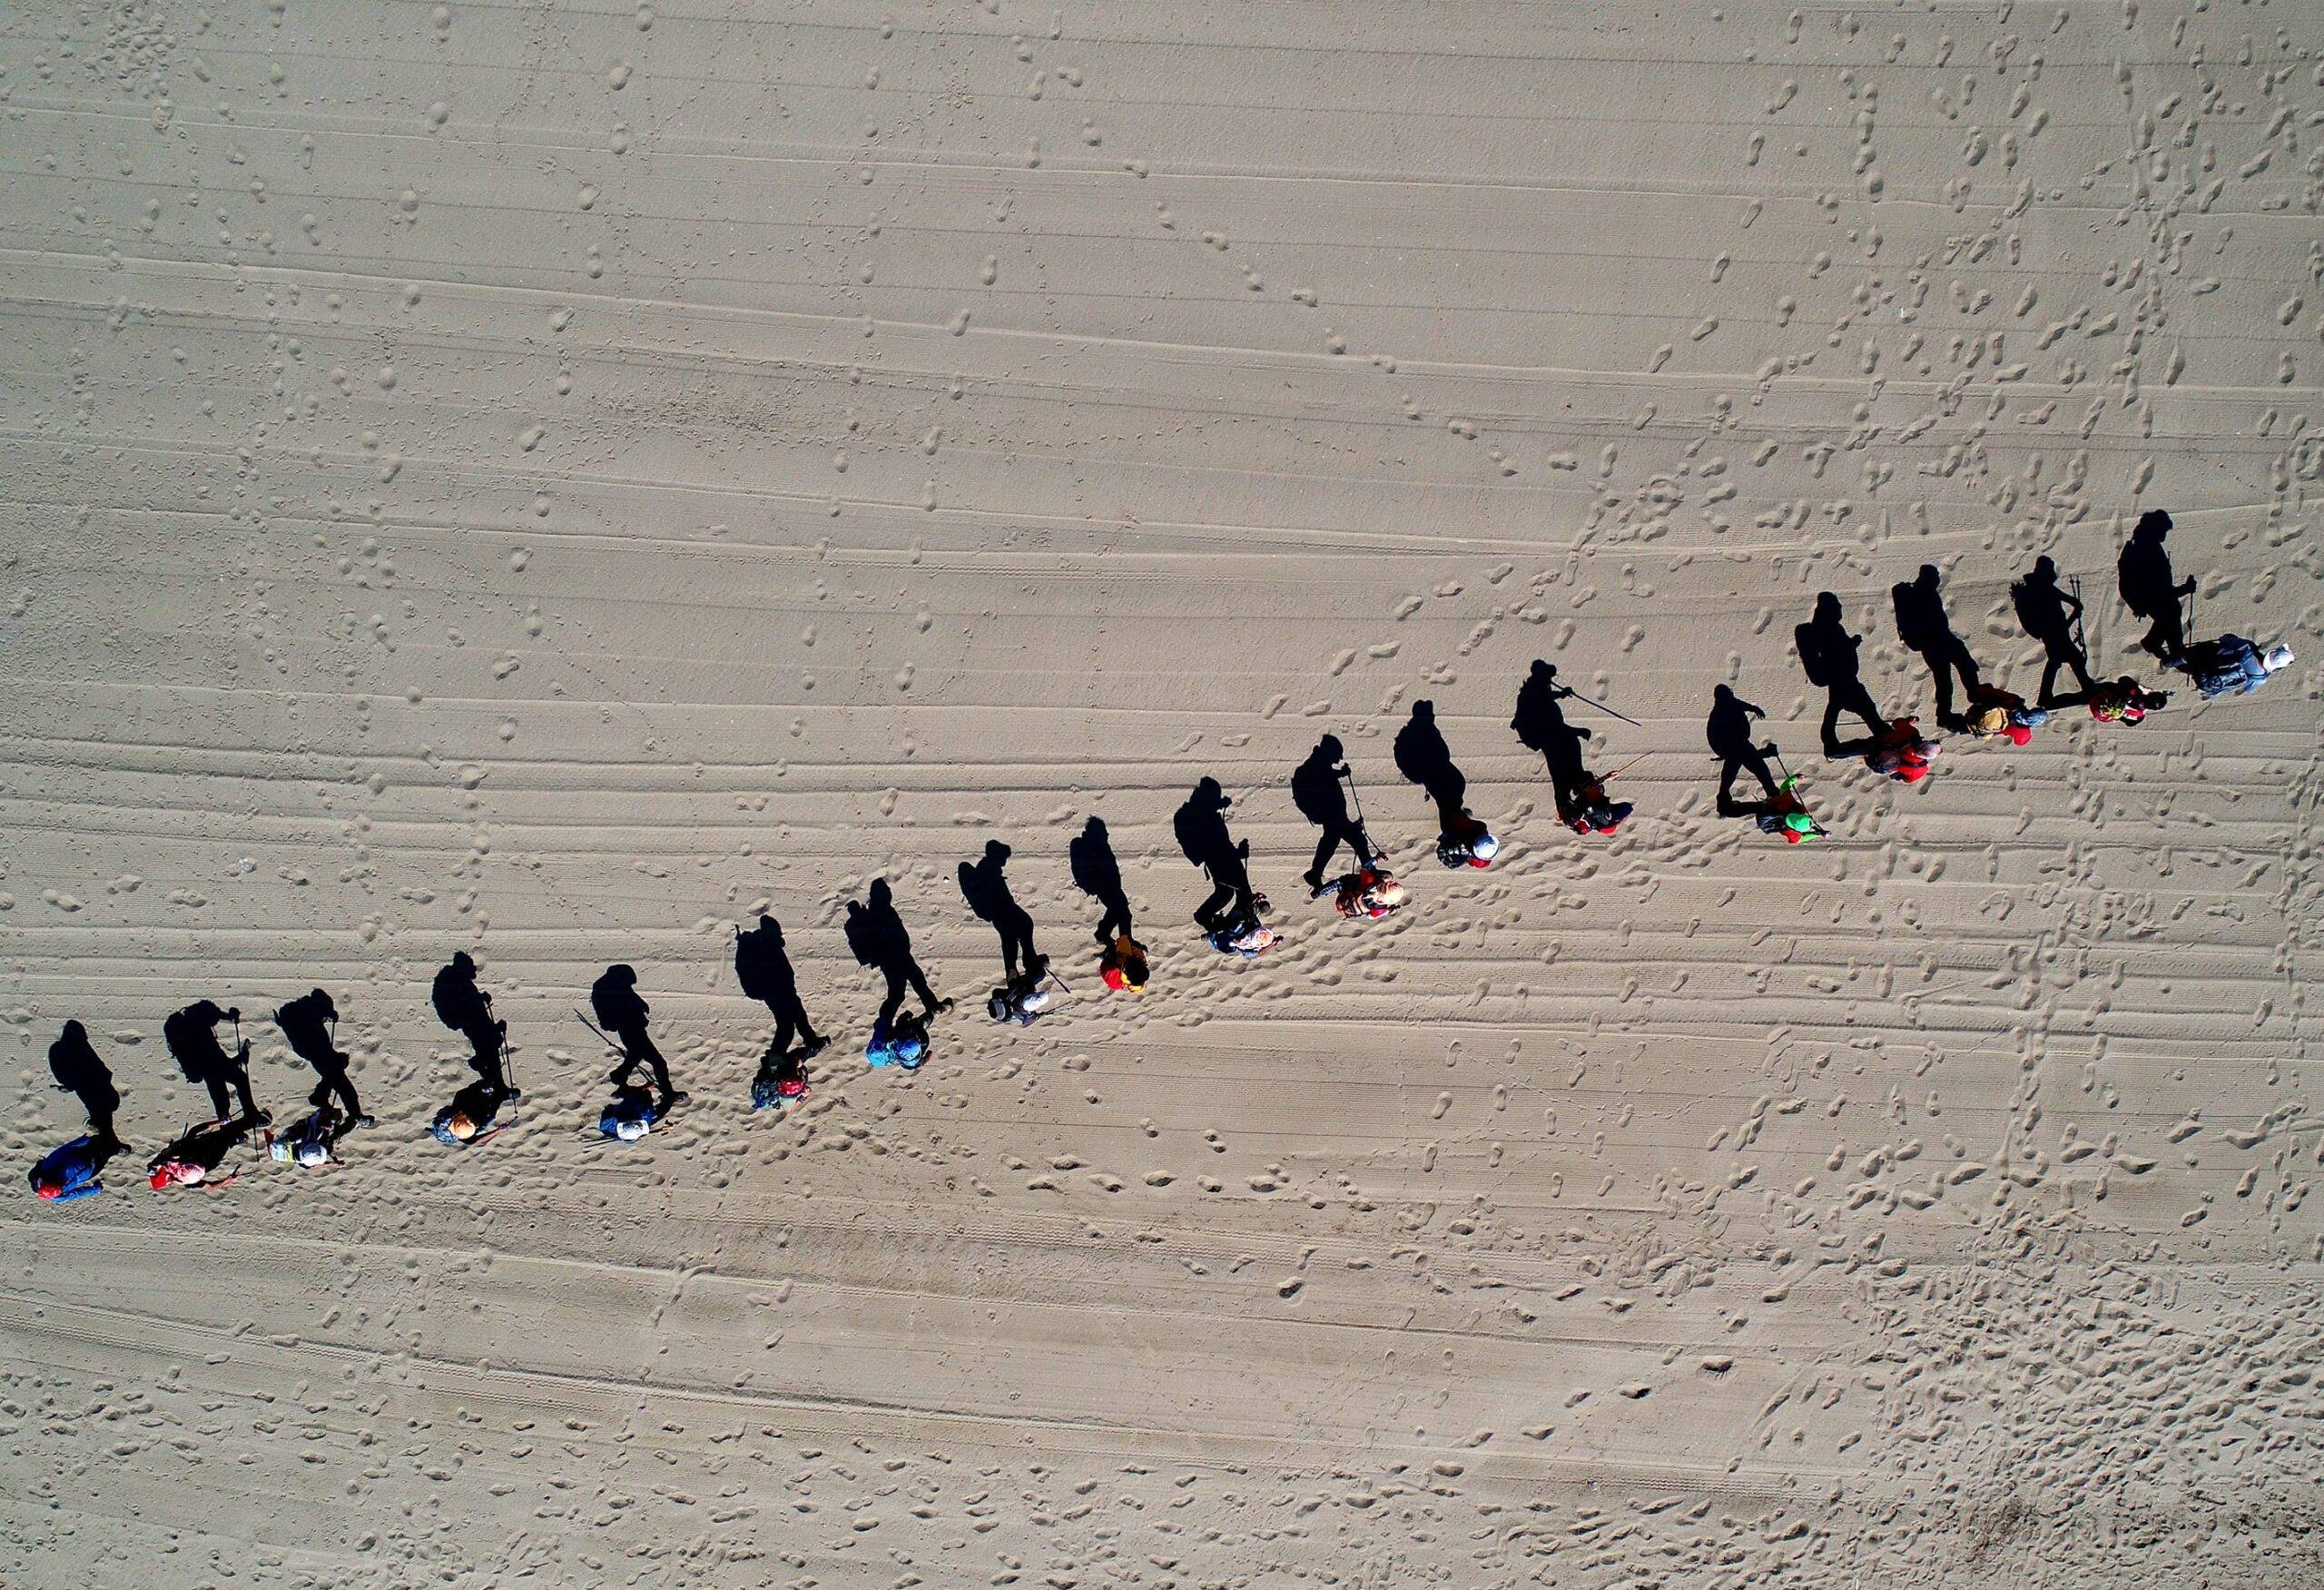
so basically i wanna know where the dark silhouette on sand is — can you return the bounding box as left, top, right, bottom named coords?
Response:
left=1795, top=594, right=1887, bottom=753
left=1174, top=777, right=1258, bottom=931
left=1705, top=685, right=1780, bottom=814
left=845, top=879, right=951, bottom=1030
left=1069, top=816, right=1136, bottom=944
left=1511, top=660, right=1594, bottom=815
left=735, top=914, right=824, bottom=1061
left=959, top=840, right=1045, bottom=983
left=162, top=999, right=263, bottom=1125
left=2119, top=509, right=2197, bottom=664
left=431, top=952, right=508, bottom=1090
left=1892, top=565, right=1983, bottom=728
left=47, top=1021, right=124, bottom=1149
left=1393, top=700, right=1469, bottom=830
left=590, top=963, right=681, bottom=1101
left=1291, top=735, right=1376, bottom=890
left=275, top=988, right=371, bottom=1128
left=2013, top=556, right=2094, bottom=704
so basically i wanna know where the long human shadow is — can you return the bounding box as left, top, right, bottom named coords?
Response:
left=844, top=878, right=950, bottom=1028
left=1705, top=685, right=1780, bottom=816
left=1891, top=565, right=1984, bottom=728
left=47, top=1021, right=124, bottom=1149
left=431, top=951, right=509, bottom=1091
left=1069, top=816, right=1136, bottom=945
left=162, top=999, right=262, bottom=1124
left=1289, top=734, right=1376, bottom=890
left=590, top=963, right=678, bottom=1100
left=1510, top=659, right=1593, bottom=814
left=275, top=988, right=367, bottom=1125
left=2118, top=509, right=2198, bottom=664
left=1794, top=594, right=1888, bottom=753
left=736, top=914, right=824, bottom=1061
left=959, top=839, right=1045, bottom=985
left=2012, top=556, right=2094, bottom=705
left=1173, top=776, right=1256, bottom=931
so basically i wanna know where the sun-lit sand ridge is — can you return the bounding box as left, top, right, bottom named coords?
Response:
left=2, top=2, right=2319, bottom=1585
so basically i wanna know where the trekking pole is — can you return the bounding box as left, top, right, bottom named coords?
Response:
left=575, top=1009, right=623, bottom=1056
left=2071, top=575, right=2088, bottom=659
left=1601, top=750, right=1652, bottom=783
left=1562, top=687, right=1643, bottom=728
left=1339, top=764, right=1368, bottom=829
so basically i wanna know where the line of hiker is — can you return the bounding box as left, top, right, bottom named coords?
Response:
left=25, top=512, right=2299, bottom=1195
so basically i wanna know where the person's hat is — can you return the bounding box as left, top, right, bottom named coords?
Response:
left=987, top=992, right=1012, bottom=1022
left=149, top=1168, right=173, bottom=1190
left=2265, top=643, right=2295, bottom=673
left=34, top=1177, right=63, bottom=1200
left=1371, top=878, right=1409, bottom=911
left=1784, top=812, right=1815, bottom=835
left=1470, top=831, right=1500, bottom=863
left=896, top=1032, right=927, bottom=1063
left=1019, top=987, right=1053, bottom=1015
left=1101, top=962, right=1127, bottom=991
left=447, top=1111, right=476, bottom=1141
left=1970, top=705, right=2007, bottom=735
left=614, top=1115, right=649, bottom=1142
left=295, top=1140, right=330, bottom=1168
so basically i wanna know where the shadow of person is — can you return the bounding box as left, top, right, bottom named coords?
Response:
left=1393, top=699, right=1469, bottom=829
left=1173, top=776, right=1257, bottom=930
left=2012, top=555, right=2095, bottom=704
left=1069, top=816, right=1136, bottom=945
left=48, top=1021, right=125, bottom=1149
left=2119, top=509, right=2198, bottom=664
left=1892, top=564, right=1984, bottom=728
left=1290, top=734, right=1376, bottom=891
left=960, top=839, right=1045, bottom=983
left=275, top=988, right=370, bottom=1128
left=845, top=878, right=950, bottom=1028
left=1795, top=593, right=1888, bottom=753
left=432, top=952, right=509, bottom=1091
left=1511, top=659, right=1594, bottom=814
left=1705, top=685, right=1780, bottom=816
left=589, top=964, right=683, bottom=1102
left=736, top=914, right=825, bottom=1061
left=162, top=999, right=264, bottom=1125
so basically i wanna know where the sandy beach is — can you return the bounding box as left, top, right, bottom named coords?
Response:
left=3, top=2, right=2319, bottom=1585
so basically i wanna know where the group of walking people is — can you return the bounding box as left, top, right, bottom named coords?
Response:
left=26, top=514, right=2298, bottom=1199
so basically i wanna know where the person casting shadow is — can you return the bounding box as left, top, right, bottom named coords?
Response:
left=148, top=1113, right=261, bottom=1190
left=1175, top=776, right=1258, bottom=931
left=162, top=999, right=264, bottom=1126
left=29, top=1131, right=127, bottom=1202
left=1291, top=735, right=1376, bottom=891
left=1069, top=816, right=1136, bottom=945
left=1892, top=565, right=1984, bottom=729
left=2119, top=509, right=2197, bottom=664
left=275, top=989, right=372, bottom=1129
left=590, top=963, right=684, bottom=1103
left=736, top=914, right=825, bottom=1061
left=1705, top=686, right=1780, bottom=815
left=48, top=1021, right=125, bottom=1150
left=1511, top=660, right=1596, bottom=815
left=959, top=840, right=1045, bottom=983
left=2014, top=555, right=2094, bottom=704
left=431, top=952, right=508, bottom=1091
left=844, top=879, right=951, bottom=1031
left=1796, top=594, right=1887, bottom=753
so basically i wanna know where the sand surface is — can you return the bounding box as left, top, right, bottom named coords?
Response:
left=4, top=2, right=2322, bottom=1585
